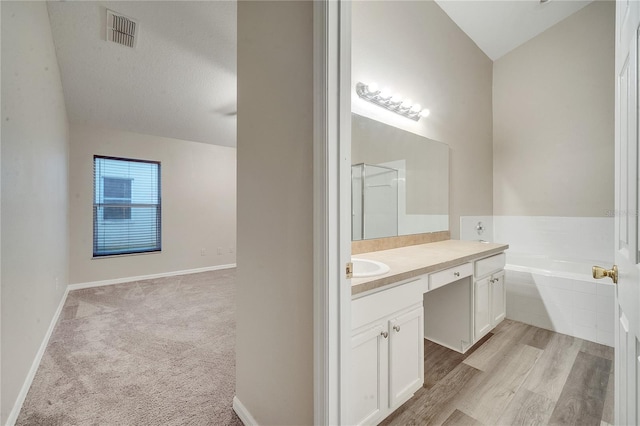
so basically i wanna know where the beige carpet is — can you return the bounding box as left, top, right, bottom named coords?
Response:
left=16, top=269, right=242, bottom=426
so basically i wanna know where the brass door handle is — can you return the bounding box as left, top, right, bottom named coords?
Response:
left=592, top=265, right=618, bottom=284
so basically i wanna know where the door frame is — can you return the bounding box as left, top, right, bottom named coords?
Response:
left=313, top=1, right=352, bottom=424
left=614, top=1, right=640, bottom=422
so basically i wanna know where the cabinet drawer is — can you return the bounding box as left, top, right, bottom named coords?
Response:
left=428, top=263, right=472, bottom=291
left=352, top=278, right=424, bottom=330
left=474, top=253, right=506, bottom=278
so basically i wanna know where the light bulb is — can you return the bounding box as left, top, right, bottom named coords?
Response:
left=401, top=99, right=413, bottom=109
left=366, top=82, right=379, bottom=94
left=379, top=88, right=392, bottom=100
left=420, top=109, right=430, bottom=118
left=410, top=104, right=421, bottom=113
left=390, top=94, right=403, bottom=104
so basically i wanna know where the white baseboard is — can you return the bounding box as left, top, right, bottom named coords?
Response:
left=5, top=287, right=70, bottom=426
left=67, top=263, right=237, bottom=291
left=233, top=396, right=259, bottom=426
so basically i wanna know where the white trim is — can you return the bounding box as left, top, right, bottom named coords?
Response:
left=67, top=264, right=236, bottom=291
left=232, top=396, right=259, bottom=426
left=5, top=287, right=69, bottom=426
left=338, top=1, right=353, bottom=424
left=313, top=1, right=351, bottom=424
left=0, top=3, right=3, bottom=418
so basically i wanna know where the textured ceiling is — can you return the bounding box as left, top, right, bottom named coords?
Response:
left=47, top=1, right=236, bottom=147
left=434, top=0, right=593, bottom=61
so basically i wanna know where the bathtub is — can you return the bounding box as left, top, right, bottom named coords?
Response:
left=504, top=253, right=615, bottom=347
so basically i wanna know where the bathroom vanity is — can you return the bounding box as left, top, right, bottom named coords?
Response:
left=350, top=239, right=508, bottom=426
left=349, top=113, right=508, bottom=424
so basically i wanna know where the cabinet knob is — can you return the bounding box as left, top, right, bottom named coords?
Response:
left=454, top=272, right=460, bottom=277
left=380, top=331, right=389, bottom=339
left=393, top=325, right=401, bottom=332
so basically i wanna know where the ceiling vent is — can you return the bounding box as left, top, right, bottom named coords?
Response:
left=106, top=9, right=138, bottom=48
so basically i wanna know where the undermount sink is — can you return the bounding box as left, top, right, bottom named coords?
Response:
left=352, top=258, right=390, bottom=278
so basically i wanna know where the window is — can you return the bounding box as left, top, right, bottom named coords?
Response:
left=103, top=177, right=132, bottom=220
left=93, top=156, right=161, bottom=257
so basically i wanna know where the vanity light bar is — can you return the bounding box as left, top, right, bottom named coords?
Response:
left=356, top=82, right=430, bottom=121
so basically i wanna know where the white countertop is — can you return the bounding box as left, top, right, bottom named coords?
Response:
left=351, top=239, right=509, bottom=296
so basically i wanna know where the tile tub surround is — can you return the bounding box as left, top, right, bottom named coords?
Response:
left=459, top=215, right=616, bottom=347
left=493, top=216, right=614, bottom=264
left=351, top=240, right=509, bottom=296
left=461, top=216, right=614, bottom=264
left=505, top=268, right=615, bottom=347
left=460, top=216, right=494, bottom=243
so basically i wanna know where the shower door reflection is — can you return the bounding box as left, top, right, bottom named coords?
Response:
left=352, top=163, right=398, bottom=240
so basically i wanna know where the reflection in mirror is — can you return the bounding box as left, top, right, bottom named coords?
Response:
left=352, top=113, right=449, bottom=241
left=352, top=163, right=399, bottom=240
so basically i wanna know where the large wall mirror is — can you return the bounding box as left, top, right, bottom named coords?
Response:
left=352, top=113, right=449, bottom=241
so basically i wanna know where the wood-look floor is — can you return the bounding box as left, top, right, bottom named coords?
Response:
left=381, top=319, right=614, bottom=426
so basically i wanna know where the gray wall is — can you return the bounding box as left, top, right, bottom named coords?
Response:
left=493, top=1, right=615, bottom=217
left=236, top=1, right=314, bottom=424
left=1, top=2, right=70, bottom=422
left=352, top=0, right=494, bottom=238
left=68, top=125, right=236, bottom=284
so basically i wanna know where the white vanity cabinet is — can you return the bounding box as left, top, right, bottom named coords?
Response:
left=473, top=253, right=506, bottom=342
left=351, top=323, right=388, bottom=425
left=388, top=306, right=423, bottom=408
left=474, top=275, right=492, bottom=339
left=350, top=279, right=424, bottom=426
left=490, top=271, right=506, bottom=325
left=423, top=263, right=474, bottom=353
left=349, top=241, right=510, bottom=424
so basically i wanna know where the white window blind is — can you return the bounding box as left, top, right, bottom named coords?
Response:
left=93, top=156, right=161, bottom=257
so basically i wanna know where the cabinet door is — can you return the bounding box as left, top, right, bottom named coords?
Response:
left=474, top=277, right=492, bottom=340
left=388, top=306, right=424, bottom=408
left=350, top=323, right=388, bottom=426
left=491, top=271, right=506, bottom=326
